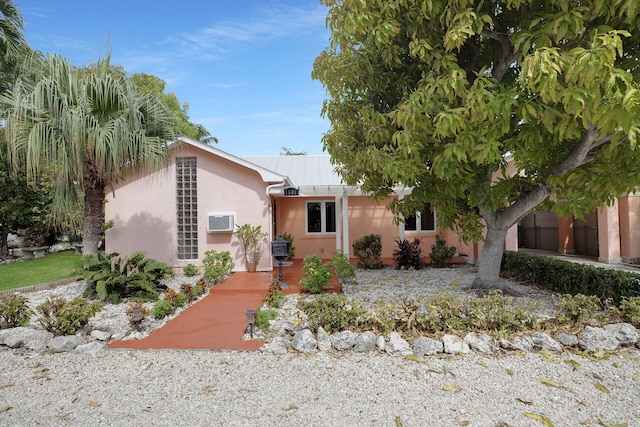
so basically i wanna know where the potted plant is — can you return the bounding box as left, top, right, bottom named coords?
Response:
left=234, top=224, right=268, bottom=272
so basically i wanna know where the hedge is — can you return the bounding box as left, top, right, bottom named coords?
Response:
left=501, top=251, right=640, bottom=304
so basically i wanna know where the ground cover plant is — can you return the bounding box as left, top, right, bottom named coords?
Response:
left=0, top=251, right=83, bottom=291
left=36, top=296, right=103, bottom=336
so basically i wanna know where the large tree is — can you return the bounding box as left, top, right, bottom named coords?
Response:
left=1, top=54, right=175, bottom=256
left=313, top=0, right=640, bottom=290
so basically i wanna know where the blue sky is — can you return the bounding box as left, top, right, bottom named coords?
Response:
left=15, top=0, right=332, bottom=156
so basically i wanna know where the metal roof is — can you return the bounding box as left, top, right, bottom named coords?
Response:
left=243, top=155, right=345, bottom=187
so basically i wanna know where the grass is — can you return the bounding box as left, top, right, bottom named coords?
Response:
left=0, top=250, right=83, bottom=292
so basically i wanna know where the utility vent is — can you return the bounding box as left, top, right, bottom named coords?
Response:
left=207, top=213, right=235, bottom=233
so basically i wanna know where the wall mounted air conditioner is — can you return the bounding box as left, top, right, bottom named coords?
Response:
left=207, top=212, right=235, bottom=233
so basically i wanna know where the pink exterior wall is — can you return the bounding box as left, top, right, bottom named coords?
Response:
left=619, top=194, right=640, bottom=264
left=347, top=196, right=401, bottom=259
left=105, top=144, right=271, bottom=272
left=597, top=201, right=622, bottom=264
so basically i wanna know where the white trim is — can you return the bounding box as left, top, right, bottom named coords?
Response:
left=305, top=200, right=337, bottom=235
left=342, top=194, right=350, bottom=257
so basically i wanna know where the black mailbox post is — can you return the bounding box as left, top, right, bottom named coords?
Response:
left=271, top=235, right=290, bottom=289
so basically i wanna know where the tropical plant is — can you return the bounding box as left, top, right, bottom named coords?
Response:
left=36, top=296, right=103, bottom=336
left=234, top=224, right=268, bottom=267
left=152, top=300, right=173, bottom=320
left=0, top=293, right=32, bottom=328
left=0, top=0, right=25, bottom=80
left=0, top=53, right=175, bottom=257
left=182, top=263, right=199, bottom=277
left=263, top=280, right=284, bottom=308
left=297, top=294, right=368, bottom=334
left=312, top=0, right=640, bottom=291
left=330, top=250, right=356, bottom=281
left=83, top=251, right=172, bottom=303
left=255, top=307, right=277, bottom=329
left=352, top=234, right=383, bottom=269
left=202, top=250, right=233, bottom=284
left=429, top=235, right=456, bottom=268
left=281, top=231, right=296, bottom=260
left=393, top=238, right=424, bottom=270
left=299, top=254, right=332, bottom=294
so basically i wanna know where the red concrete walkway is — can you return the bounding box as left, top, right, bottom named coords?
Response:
left=108, top=260, right=309, bottom=351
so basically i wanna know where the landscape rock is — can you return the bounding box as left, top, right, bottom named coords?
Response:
left=261, top=336, right=289, bottom=355
left=530, top=332, right=562, bottom=352
left=353, top=331, right=377, bottom=352
left=75, top=341, right=105, bottom=356
left=443, top=334, right=469, bottom=354
left=376, top=335, right=386, bottom=352
left=385, top=332, right=412, bottom=356
left=580, top=326, right=619, bottom=352
left=90, top=330, right=112, bottom=341
left=331, top=330, right=357, bottom=351
left=317, top=327, right=331, bottom=351
left=291, top=329, right=317, bottom=353
left=412, top=337, right=443, bottom=356
left=604, top=323, right=639, bottom=346
left=555, top=332, right=579, bottom=347
left=464, top=333, right=497, bottom=354
left=48, top=335, right=86, bottom=352
left=500, top=336, right=534, bottom=352
left=1, top=327, right=53, bottom=351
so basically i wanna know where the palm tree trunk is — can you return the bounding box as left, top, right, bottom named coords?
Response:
left=82, top=185, right=105, bottom=257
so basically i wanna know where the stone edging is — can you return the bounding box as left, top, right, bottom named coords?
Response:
left=0, top=278, right=80, bottom=298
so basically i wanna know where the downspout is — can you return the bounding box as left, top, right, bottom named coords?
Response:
left=266, top=181, right=288, bottom=271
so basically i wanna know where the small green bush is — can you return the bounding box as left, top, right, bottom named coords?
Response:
left=183, top=264, right=199, bottom=277
left=429, top=234, right=456, bottom=268
left=0, top=294, right=33, bottom=329
left=282, top=232, right=296, bottom=260
left=37, top=296, right=103, bottom=336
left=331, top=250, right=356, bottom=281
left=297, top=294, right=368, bottom=333
left=620, top=297, right=640, bottom=327
left=556, top=294, right=602, bottom=324
left=192, top=285, right=205, bottom=297
left=202, top=250, right=234, bottom=285
left=255, top=307, right=277, bottom=329
left=465, top=291, right=541, bottom=336
left=152, top=300, right=173, bottom=319
left=299, top=255, right=332, bottom=293
left=352, top=234, right=383, bottom=269
left=264, top=280, right=284, bottom=308
left=393, top=238, right=424, bottom=270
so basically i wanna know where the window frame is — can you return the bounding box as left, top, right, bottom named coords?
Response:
left=305, top=200, right=337, bottom=235
left=404, top=204, right=436, bottom=233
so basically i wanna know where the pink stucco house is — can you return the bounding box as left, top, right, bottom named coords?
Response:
left=105, top=137, right=640, bottom=272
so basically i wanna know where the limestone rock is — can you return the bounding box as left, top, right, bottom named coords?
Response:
left=412, top=337, right=443, bottom=356
left=464, top=333, right=497, bottom=354
left=292, top=329, right=317, bottom=353
left=331, top=330, right=357, bottom=351
left=354, top=331, right=377, bottom=352
left=376, top=335, right=386, bottom=352
left=555, top=332, right=579, bottom=347
left=75, top=341, right=105, bottom=356
left=499, top=336, right=533, bottom=352
left=48, top=335, right=86, bottom=352
left=530, top=332, right=562, bottom=352
left=261, top=336, right=289, bottom=355
left=385, top=332, right=412, bottom=356
left=1, top=327, right=53, bottom=351
left=90, top=330, right=112, bottom=342
left=580, top=326, right=619, bottom=352
left=317, top=327, right=331, bottom=351
left=443, top=334, right=469, bottom=354
left=604, top=323, right=639, bottom=346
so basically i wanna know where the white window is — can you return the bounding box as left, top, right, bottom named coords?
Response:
left=306, top=201, right=336, bottom=234
left=405, top=204, right=435, bottom=232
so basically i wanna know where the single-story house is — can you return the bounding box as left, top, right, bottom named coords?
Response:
left=105, top=136, right=639, bottom=272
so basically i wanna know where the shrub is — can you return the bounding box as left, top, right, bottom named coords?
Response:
left=429, top=234, right=456, bottom=267
left=282, top=232, right=296, bottom=260
left=331, top=250, right=356, bottom=281
left=264, top=280, right=284, bottom=308
left=369, top=298, right=423, bottom=335
left=202, top=250, right=234, bottom=285
left=152, top=300, right=173, bottom=319
left=255, top=307, right=277, bottom=329
left=300, top=255, right=332, bottom=293
left=555, top=293, right=603, bottom=325
left=180, top=283, right=194, bottom=302
left=620, top=297, right=640, bottom=327
left=83, top=251, right=172, bottom=303
left=183, top=263, right=199, bottom=277
left=352, top=234, right=383, bottom=269
left=37, top=296, right=103, bottom=336
left=163, top=289, right=180, bottom=306
left=464, top=291, right=540, bottom=336
left=297, top=294, right=368, bottom=333
left=393, top=238, right=424, bottom=270
left=501, top=251, right=640, bottom=304
left=0, top=294, right=33, bottom=329
left=192, top=285, right=205, bottom=297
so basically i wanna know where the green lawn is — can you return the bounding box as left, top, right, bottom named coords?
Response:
left=0, top=251, right=84, bottom=292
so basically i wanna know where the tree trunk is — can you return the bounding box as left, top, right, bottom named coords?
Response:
left=471, top=224, right=509, bottom=291
left=0, top=226, right=8, bottom=260
left=82, top=185, right=105, bottom=257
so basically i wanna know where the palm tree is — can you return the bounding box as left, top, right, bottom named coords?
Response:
left=0, top=0, right=24, bottom=60
left=0, top=53, right=175, bottom=256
